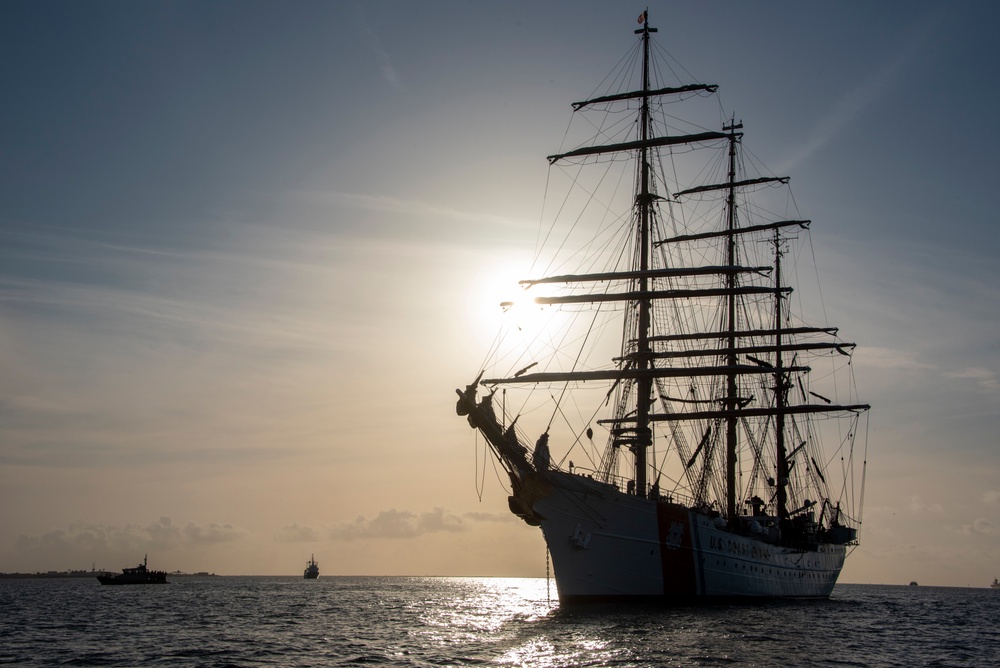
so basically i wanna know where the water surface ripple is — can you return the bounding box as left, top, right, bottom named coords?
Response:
left=1, top=576, right=996, bottom=666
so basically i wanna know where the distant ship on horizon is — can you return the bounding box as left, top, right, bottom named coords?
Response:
left=96, top=555, right=168, bottom=585
left=304, top=554, right=319, bottom=579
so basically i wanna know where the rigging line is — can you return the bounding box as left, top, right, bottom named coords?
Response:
left=551, top=393, right=601, bottom=471
left=834, top=433, right=852, bottom=518
left=843, top=428, right=856, bottom=521
left=645, top=57, right=718, bottom=137
left=488, top=448, right=509, bottom=493
left=534, top=165, right=576, bottom=272
left=534, top=164, right=556, bottom=269
left=538, top=158, right=621, bottom=278
left=744, top=411, right=770, bottom=495
left=858, top=413, right=869, bottom=528
left=807, top=228, right=830, bottom=326
left=845, top=414, right=869, bottom=524
left=478, top=430, right=511, bottom=496
left=537, top=151, right=629, bottom=275
left=549, top=168, right=635, bottom=281
left=541, top=272, right=612, bottom=434
left=479, top=433, right=492, bottom=500
left=648, top=33, right=703, bottom=90
left=580, top=37, right=642, bottom=107
left=563, top=389, right=603, bottom=469
left=474, top=431, right=483, bottom=501
left=739, top=142, right=792, bottom=187
left=531, top=128, right=613, bottom=270
left=479, top=322, right=509, bottom=376
left=546, top=43, right=634, bottom=218
left=663, top=472, right=688, bottom=502
left=713, top=89, right=729, bottom=139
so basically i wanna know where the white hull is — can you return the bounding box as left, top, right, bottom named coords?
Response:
left=529, top=471, right=844, bottom=602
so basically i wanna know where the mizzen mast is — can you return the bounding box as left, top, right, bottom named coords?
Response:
left=773, top=229, right=790, bottom=521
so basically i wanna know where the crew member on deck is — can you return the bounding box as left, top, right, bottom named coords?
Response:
left=532, top=432, right=550, bottom=471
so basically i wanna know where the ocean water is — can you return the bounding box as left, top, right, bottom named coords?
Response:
left=1, top=576, right=997, bottom=667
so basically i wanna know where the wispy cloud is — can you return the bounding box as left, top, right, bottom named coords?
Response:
left=328, top=508, right=466, bottom=540
left=946, top=368, right=1000, bottom=396
left=907, top=496, right=944, bottom=515
left=285, top=189, right=536, bottom=232
left=779, top=10, right=942, bottom=171
left=856, top=346, right=934, bottom=372
left=959, top=518, right=996, bottom=536
left=360, top=19, right=402, bottom=91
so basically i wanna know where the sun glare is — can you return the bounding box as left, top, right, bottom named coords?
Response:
left=469, top=262, right=543, bottom=334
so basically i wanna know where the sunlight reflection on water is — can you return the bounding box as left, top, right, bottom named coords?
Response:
left=417, top=577, right=551, bottom=631
left=496, top=635, right=623, bottom=668
left=413, top=577, right=631, bottom=667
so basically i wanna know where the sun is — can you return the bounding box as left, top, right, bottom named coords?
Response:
left=466, top=260, right=550, bottom=338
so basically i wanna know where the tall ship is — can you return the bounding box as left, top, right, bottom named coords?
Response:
left=456, top=12, right=869, bottom=602
left=96, top=555, right=168, bottom=585
left=304, top=554, right=319, bottom=579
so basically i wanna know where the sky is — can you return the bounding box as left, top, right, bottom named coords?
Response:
left=1, top=0, right=999, bottom=586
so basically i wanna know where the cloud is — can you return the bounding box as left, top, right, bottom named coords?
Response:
left=857, top=346, right=934, bottom=372
left=182, top=521, right=248, bottom=544
left=946, top=368, right=1000, bottom=395
left=983, top=491, right=1000, bottom=506
left=274, top=523, right=321, bottom=543
left=463, top=511, right=513, bottom=523
left=779, top=9, right=941, bottom=171
left=328, top=507, right=466, bottom=540
left=10, top=517, right=248, bottom=558
left=286, top=189, right=534, bottom=232
left=361, top=21, right=402, bottom=91
left=907, top=496, right=943, bottom=515
left=960, top=518, right=996, bottom=536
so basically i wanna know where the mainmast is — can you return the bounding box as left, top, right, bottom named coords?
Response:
left=723, top=119, right=743, bottom=521
left=633, top=10, right=657, bottom=496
